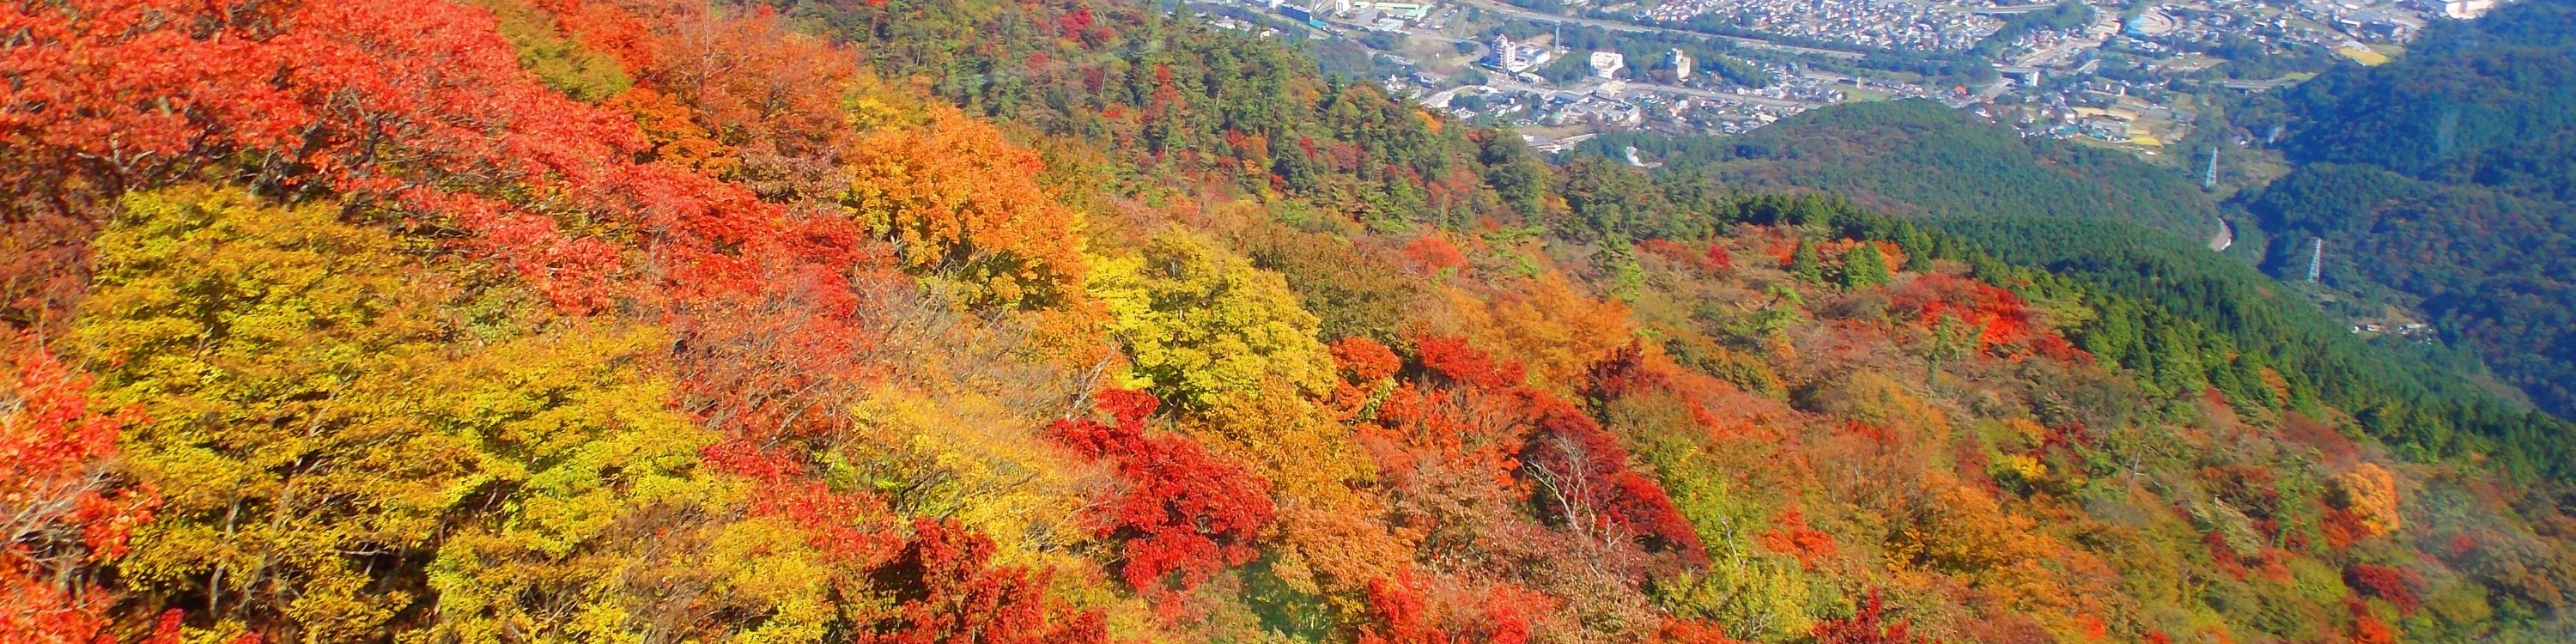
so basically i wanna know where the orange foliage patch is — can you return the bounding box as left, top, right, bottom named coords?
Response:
left=848, top=107, right=1091, bottom=309
left=1654, top=618, right=1749, bottom=644
left=1760, top=507, right=1839, bottom=569
left=2349, top=614, right=2397, bottom=644
left=1402, top=234, right=1470, bottom=276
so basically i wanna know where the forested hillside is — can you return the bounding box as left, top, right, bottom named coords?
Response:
left=1594, top=101, right=2221, bottom=238
left=5, top=2, right=2576, bottom=644
left=1595, top=99, right=2569, bottom=483
left=2241, top=0, right=2576, bottom=420
left=2273, top=0, right=2576, bottom=201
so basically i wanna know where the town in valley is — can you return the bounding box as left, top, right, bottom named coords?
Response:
left=1188, top=0, right=2497, bottom=165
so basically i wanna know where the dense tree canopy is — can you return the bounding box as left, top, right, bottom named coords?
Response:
left=3, top=1, right=2573, bottom=644
left=2234, top=0, right=2576, bottom=423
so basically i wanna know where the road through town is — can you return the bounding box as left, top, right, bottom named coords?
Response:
left=1447, top=0, right=1871, bottom=60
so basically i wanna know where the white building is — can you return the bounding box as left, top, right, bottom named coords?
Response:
left=2444, top=0, right=2496, bottom=18
left=1589, top=52, right=1625, bottom=79
left=1669, top=49, right=1693, bottom=81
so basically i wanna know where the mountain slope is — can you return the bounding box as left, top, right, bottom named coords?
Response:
left=2248, top=0, right=2576, bottom=419
left=2275, top=0, right=2576, bottom=201
left=1608, top=97, right=2573, bottom=479
left=2, top=2, right=2573, bottom=644
left=1601, top=100, right=2221, bottom=238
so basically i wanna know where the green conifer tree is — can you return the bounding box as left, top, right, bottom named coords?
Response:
left=1899, top=228, right=1937, bottom=272
left=1842, top=242, right=1893, bottom=289
left=1789, top=236, right=1824, bottom=283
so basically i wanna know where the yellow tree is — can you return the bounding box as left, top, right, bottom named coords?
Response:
left=1092, top=233, right=1407, bottom=617
left=76, top=187, right=480, bottom=641
left=419, top=322, right=727, bottom=643
left=1088, top=232, right=1335, bottom=410
left=76, top=187, right=733, bottom=642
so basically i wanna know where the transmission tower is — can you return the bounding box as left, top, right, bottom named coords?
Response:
left=2306, top=237, right=2324, bottom=283
left=2202, top=148, right=2219, bottom=190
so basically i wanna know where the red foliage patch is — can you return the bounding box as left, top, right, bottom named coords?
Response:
left=1357, top=572, right=1534, bottom=644
left=1638, top=239, right=1734, bottom=274
left=1346, top=337, right=1707, bottom=568
left=2280, top=413, right=2360, bottom=465
left=1581, top=341, right=1667, bottom=404
left=2202, top=531, right=2251, bottom=580
left=1056, top=5, right=1095, bottom=35
left=2345, top=564, right=2423, bottom=614
left=1519, top=394, right=1708, bottom=565
left=1814, top=590, right=1932, bottom=644
left=1048, top=390, right=1276, bottom=598
left=1414, top=335, right=1526, bottom=388
left=858, top=519, right=1106, bottom=644
left=2320, top=507, right=2372, bottom=550
left=1839, top=421, right=1899, bottom=447
left=1887, top=275, right=2087, bottom=362
left=2448, top=533, right=2481, bottom=560
left=2, top=344, right=157, bottom=642
left=1333, top=337, right=1406, bottom=382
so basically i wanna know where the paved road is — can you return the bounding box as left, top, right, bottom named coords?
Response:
left=2220, top=77, right=2296, bottom=90
left=1449, top=0, right=1870, bottom=60
left=1941, top=3, right=2064, bottom=15
left=1926, top=78, right=2011, bottom=107
left=1468, top=75, right=1822, bottom=110
left=2014, top=43, right=2070, bottom=67
left=1615, top=81, right=1822, bottom=109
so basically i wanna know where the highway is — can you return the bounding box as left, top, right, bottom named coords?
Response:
left=1447, top=0, right=1870, bottom=60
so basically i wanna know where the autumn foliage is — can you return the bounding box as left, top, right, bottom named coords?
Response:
left=1048, top=390, right=1276, bottom=597
left=1, top=345, right=155, bottom=644
left=1813, top=591, right=1933, bottom=644
left=3, top=0, right=2568, bottom=642
left=1889, top=274, right=2086, bottom=361
left=859, top=519, right=1106, bottom=644
left=848, top=107, right=1089, bottom=309
left=1355, top=572, right=1536, bottom=644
